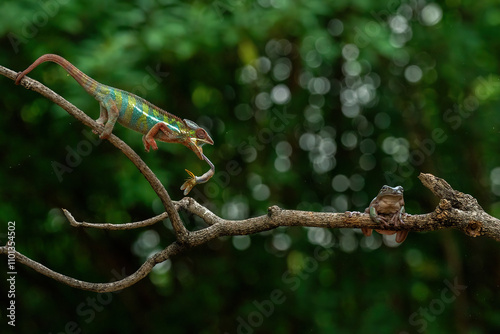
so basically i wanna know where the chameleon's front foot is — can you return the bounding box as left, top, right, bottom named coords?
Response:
left=142, top=136, right=158, bottom=152
left=180, top=154, right=215, bottom=195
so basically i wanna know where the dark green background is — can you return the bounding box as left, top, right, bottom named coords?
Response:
left=1, top=0, right=499, bottom=333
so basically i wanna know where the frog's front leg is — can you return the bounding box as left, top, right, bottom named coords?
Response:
left=362, top=205, right=389, bottom=237
left=369, top=206, right=390, bottom=228
left=393, top=205, right=407, bottom=242
left=389, top=205, right=405, bottom=227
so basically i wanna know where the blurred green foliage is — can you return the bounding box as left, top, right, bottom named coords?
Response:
left=1, top=0, right=500, bottom=333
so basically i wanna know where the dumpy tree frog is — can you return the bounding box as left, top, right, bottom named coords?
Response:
left=362, top=185, right=408, bottom=243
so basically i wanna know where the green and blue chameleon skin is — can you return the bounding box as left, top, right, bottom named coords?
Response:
left=15, top=54, right=214, bottom=195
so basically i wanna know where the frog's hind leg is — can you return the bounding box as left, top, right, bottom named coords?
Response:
left=361, top=228, right=373, bottom=237
left=396, top=231, right=408, bottom=243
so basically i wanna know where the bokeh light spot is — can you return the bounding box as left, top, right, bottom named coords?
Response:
left=254, top=56, right=272, bottom=73
left=343, top=61, right=362, bottom=76
left=421, top=3, right=443, bottom=26
left=390, top=15, right=409, bottom=34
left=232, top=235, right=251, bottom=251
left=275, top=141, right=293, bottom=157
left=273, top=58, right=292, bottom=81
left=273, top=233, right=292, bottom=251
left=252, top=184, right=271, bottom=201
left=405, top=65, right=423, bottom=83
left=240, top=65, right=257, bottom=83
left=271, top=84, right=291, bottom=104
left=349, top=174, right=365, bottom=191
left=299, top=133, right=317, bottom=151
left=359, top=154, right=376, bottom=171
left=332, top=174, right=350, bottom=192
left=341, top=131, right=358, bottom=149
left=328, top=19, right=344, bottom=36
left=255, top=92, right=272, bottom=110
left=275, top=156, right=291, bottom=172
left=234, top=103, right=254, bottom=121
left=342, top=44, right=359, bottom=61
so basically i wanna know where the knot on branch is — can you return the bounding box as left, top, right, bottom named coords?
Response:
left=435, top=199, right=452, bottom=221
left=268, top=205, right=281, bottom=217
left=465, top=221, right=482, bottom=237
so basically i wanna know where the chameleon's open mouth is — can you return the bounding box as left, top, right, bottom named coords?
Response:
left=195, top=134, right=214, bottom=147
left=190, top=137, right=213, bottom=160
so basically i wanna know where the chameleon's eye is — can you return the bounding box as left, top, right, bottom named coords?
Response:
left=196, top=128, right=206, bottom=139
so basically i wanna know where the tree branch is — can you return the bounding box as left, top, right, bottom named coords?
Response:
left=1, top=64, right=499, bottom=293
left=0, top=64, right=185, bottom=241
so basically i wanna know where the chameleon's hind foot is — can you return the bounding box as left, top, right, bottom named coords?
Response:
left=99, top=130, right=111, bottom=139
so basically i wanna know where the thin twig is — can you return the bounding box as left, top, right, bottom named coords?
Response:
left=62, top=208, right=172, bottom=230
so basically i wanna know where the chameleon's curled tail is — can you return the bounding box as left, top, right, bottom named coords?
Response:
left=15, top=54, right=102, bottom=97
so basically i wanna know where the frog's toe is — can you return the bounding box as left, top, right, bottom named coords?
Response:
left=378, top=216, right=389, bottom=227
left=390, top=215, right=402, bottom=227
